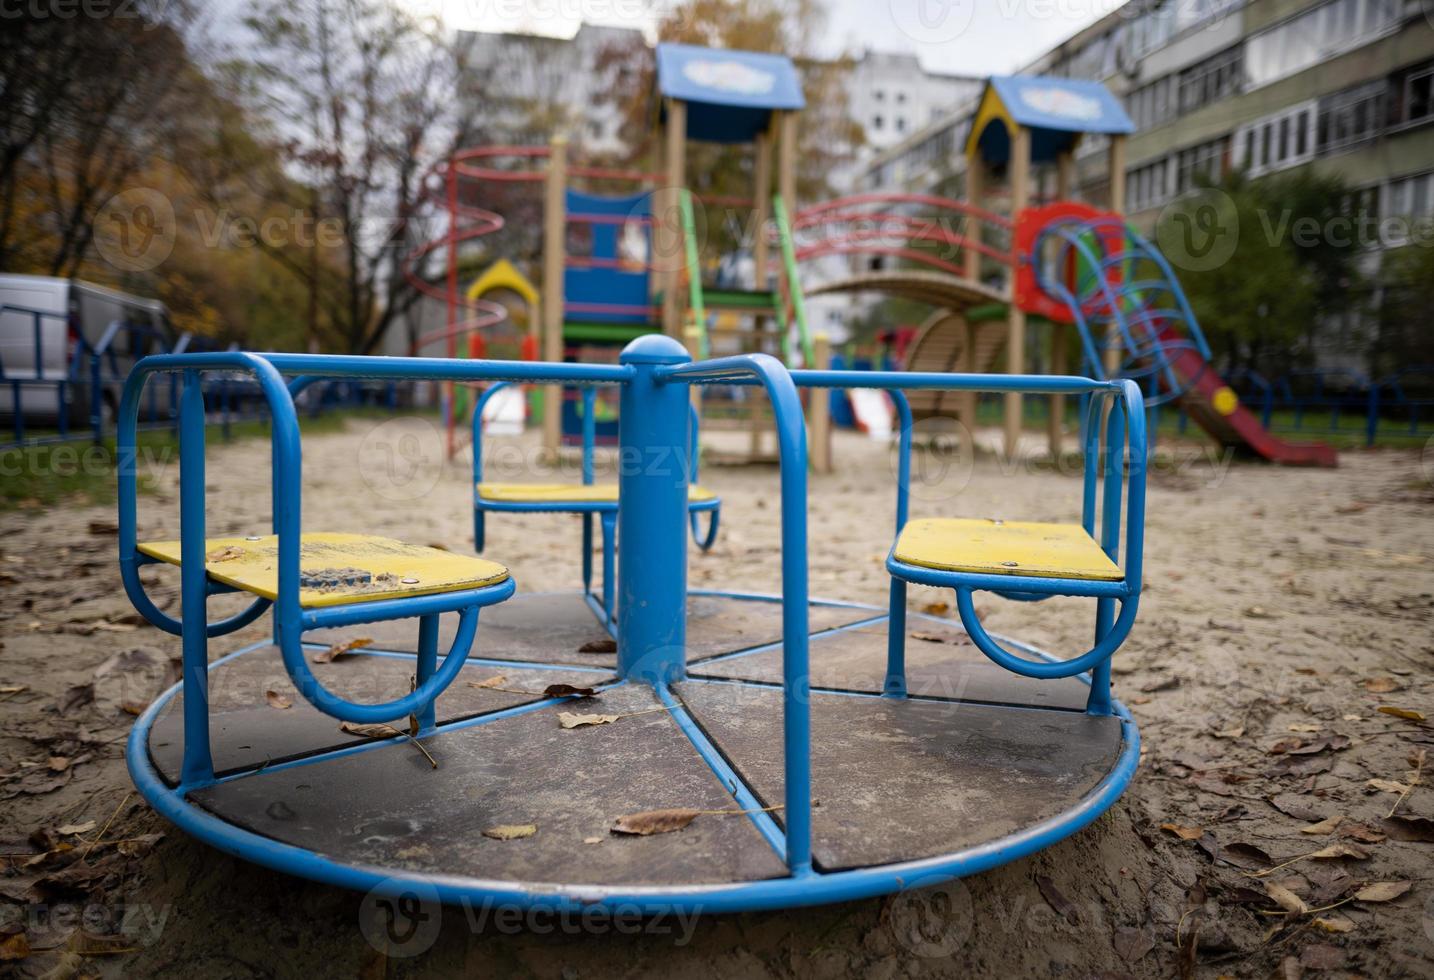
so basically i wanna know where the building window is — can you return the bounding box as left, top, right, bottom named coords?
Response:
left=1173, top=137, right=1228, bottom=194
left=1317, top=81, right=1385, bottom=153
left=896, top=92, right=907, bottom=104
left=1176, top=46, right=1242, bottom=115
left=1126, top=158, right=1170, bottom=212
left=1126, top=74, right=1175, bottom=130
left=896, top=117, right=906, bottom=133
left=872, top=115, right=884, bottom=130
left=1234, top=102, right=1317, bottom=176
left=1394, top=62, right=1434, bottom=128
left=1246, top=0, right=1401, bottom=89
left=874, top=90, right=885, bottom=102
left=1384, top=172, right=1434, bottom=219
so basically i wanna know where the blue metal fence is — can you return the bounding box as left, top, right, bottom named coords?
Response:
left=0, top=308, right=397, bottom=452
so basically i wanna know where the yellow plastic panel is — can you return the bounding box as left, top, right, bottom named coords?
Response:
left=477, top=482, right=717, bottom=504
left=136, top=533, right=509, bottom=608
left=894, top=518, right=1122, bottom=582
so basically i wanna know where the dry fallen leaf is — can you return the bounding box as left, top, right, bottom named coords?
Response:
left=1377, top=706, right=1427, bottom=722
left=482, top=824, right=536, bottom=841
left=1353, top=881, right=1411, bottom=903
left=0, top=685, right=26, bottom=695
left=1300, top=815, right=1344, bottom=835
left=1213, top=725, right=1245, bottom=739
left=1313, top=915, right=1355, bottom=933
left=264, top=690, right=293, bottom=710
left=919, top=601, right=950, bottom=616
left=911, top=632, right=947, bottom=644
left=1035, top=874, right=1081, bottom=924
left=1309, top=842, right=1370, bottom=861
left=469, top=674, right=508, bottom=689
left=1366, top=778, right=1410, bottom=794
left=1288, top=723, right=1321, bottom=733
left=543, top=684, right=597, bottom=699
left=1341, top=822, right=1387, bottom=844
left=577, top=639, right=617, bottom=654
left=583, top=836, right=602, bottom=845
left=339, top=721, right=401, bottom=738
left=1160, top=823, right=1204, bottom=841
left=1380, top=815, right=1434, bottom=842
left=47, top=756, right=69, bottom=772
left=1362, top=677, right=1402, bottom=693
left=0, top=931, right=30, bottom=962
left=558, top=712, right=620, bottom=729
left=55, top=820, right=97, bottom=836
left=313, top=637, right=372, bottom=664
left=611, top=808, right=700, bottom=836
left=206, top=546, right=245, bottom=562
left=1263, top=881, right=1307, bottom=915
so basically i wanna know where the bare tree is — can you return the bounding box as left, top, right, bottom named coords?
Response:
left=239, top=0, right=476, bottom=354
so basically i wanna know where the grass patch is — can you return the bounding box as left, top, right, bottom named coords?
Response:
left=0, top=410, right=385, bottom=512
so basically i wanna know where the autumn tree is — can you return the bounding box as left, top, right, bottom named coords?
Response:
left=236, top=0, right=478, bottom=354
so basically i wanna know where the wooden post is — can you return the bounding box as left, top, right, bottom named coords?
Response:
left=541, top=133, right=567, bottom=459
left=1047, top=149, right=1075, bottom=457
left=964, top=156, right=983, bottom=284
left=661, top=98, right=687, bottom=338
left=955, top=314, right=977, bottom=436
left=1003, top=124, right=1031, bottom=460
left=810, top=333, right=832, bottom=474
left=752, top=130, right=773, bottom=289
left=1104, top=135, right=1127, bottom=380
left=776, top=111, right=797, bottom=227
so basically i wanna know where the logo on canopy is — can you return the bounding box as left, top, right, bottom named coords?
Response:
left=1018, top=86, right=1103, bottom=122
left=682, top=59, right=775, bottom=96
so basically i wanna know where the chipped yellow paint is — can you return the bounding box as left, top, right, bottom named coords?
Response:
left=136, top=532, right=509, bottom=608
left=1211, top=386, right=1239, bottom=416
left=476, top=483, right=718, bottom=504
left=894, top=518, right=1122, bottom=582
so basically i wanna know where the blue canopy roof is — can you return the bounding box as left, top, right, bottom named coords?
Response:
left=655, top=43, right=805, bottom=144
left=967, top=75, right=1134, bottom=165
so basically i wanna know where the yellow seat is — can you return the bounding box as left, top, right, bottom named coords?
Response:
left=136, top=532, right=510, bottom=608
left=893, top=518, right=1122, bottom=582
left=476, top=482, right=718, bottom=504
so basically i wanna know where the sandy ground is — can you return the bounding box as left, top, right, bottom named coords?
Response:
left=2, top=417, right=1433, bottom=978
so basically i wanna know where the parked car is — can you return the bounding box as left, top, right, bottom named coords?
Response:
left=0, top=274, right=174, bottom=427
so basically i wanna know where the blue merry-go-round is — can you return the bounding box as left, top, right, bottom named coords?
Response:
left=119, top=335, right=1146, bottom=914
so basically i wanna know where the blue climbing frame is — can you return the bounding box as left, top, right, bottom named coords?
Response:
left=471, top=381, right=720, bottom=627
left=120, top=338, right=1144, bottom=912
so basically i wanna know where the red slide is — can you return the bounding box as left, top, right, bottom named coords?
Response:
left=1160, top=328, right=1338, bottom=467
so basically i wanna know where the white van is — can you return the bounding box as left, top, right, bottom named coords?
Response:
left=0, top=274, right=174, bottom=428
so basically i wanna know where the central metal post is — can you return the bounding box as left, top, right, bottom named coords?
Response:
left=617, top=336, right=692, bottom=684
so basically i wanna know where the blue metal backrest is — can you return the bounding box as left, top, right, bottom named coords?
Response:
left=563, top=189, right=651, bottom=324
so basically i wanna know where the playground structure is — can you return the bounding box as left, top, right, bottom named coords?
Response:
left=119, top=337, right=1145, bottom=911
left=404, top=44, right=825, bottom=466
left=407, top=58, right=1339, bottom=469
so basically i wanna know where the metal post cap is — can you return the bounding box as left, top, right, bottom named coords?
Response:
left=619, top=334, right=691, bottom=365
